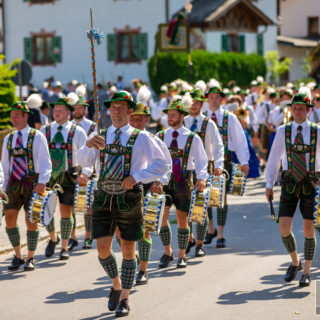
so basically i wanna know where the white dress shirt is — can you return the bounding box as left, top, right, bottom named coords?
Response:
left=308, top=108, right=320, bottom=123
left=156, top=125, right=208, bottom=181
left=268, top=106, right=284, bottom=129
left=206, top=108, right=250, bottom=165
left=265, top=120, right=320, bottom=188
left=1, top=125, right=52, bottom=190
left=72, top=117, right=97, bottom=136
left=0, top=161, right=4, bottom=188
left=151, top=97, right=169, bottom=121
left=256, top=100, right=275, bottom=125
left=78, top=124, right=170, bottom=184
left=41, top=121, right=93, bottom=177
left=184, top=113, right=224, bottom=169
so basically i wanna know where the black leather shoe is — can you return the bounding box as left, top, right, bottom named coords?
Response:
left=45, top=236, right=60, bottom=257
left=177, top=257, right=187, bottom=268
left=203, top=229, right=217, bottom=244
left=195, top=244, right=205, bottom=257
left=216, top=238, right=226, bottom=248
left=59, top=249, right=70, bottom=260
left=24, top=257, right=36, bottom=271
left=82, top=238, right=93, bottom=250
left=115, top=299, right=130, bottom=317
left=186, top=239, right=196, bottom=254
left=68, top=238, right=78, bottom=251
left=136, top=271, right=148, bottom=285
left=108, top=287, right=121, bottom=311
left=8, top=255, right=25, bottom=271
left=284, top=261, right=302, bottom=282
left=159, top=253, right=174, bottom=268
left=299, top=274, right=311, bottom=287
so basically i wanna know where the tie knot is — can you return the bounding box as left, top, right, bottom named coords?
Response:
left=172, top=131, right=179, bottom=138
left=58, top=125, right=63, bottom=131
left=193, top=118, right=197, bottom=124
left=297, top=126, right=303, bottom=132
left=18, top=131, right=22, bottom=136
left=115, top=128, right=121, bottom=136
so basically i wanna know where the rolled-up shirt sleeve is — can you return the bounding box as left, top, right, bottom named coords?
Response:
left=36, top=132, right=52, bottom=185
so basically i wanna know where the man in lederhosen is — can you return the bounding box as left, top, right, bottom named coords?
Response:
left=2, top=102, right=51, bottom=271
left=41, top=98, right=92, bottom=260
left=156, top=100, right=208, bottom=268
left=266, top=94, right=319, bottom=287
left=203, top=87, right=249, bottom=248
left=69, top=95, right=97, bottom=250
left=184, top=89, right=224, bottom=256
left=78, top=91, right=170, bottom=316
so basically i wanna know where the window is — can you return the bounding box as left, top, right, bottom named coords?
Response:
left=308, top=17, right=319, bottom=36
left=107, top=26, right=147, bottom=64
left=24, top=31, right=62, bottom=65
left=221, top=34, right=245, bottom=53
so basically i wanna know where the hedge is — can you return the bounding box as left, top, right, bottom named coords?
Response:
left=148, top=50, right=266, bottom=93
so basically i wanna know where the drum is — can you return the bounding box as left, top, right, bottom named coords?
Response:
left=208, top=174, right=226, bottom=208
left=188, top=187, right=210, bottom=225
left=73, top=181, right=92, bottom=215
left=313, top=185, right=320, bottom=227
left=143, top=192, right=166, bottom=234
left=228, top=163, right=247, bottom=196
left=0, top=192, right=9, bottom=226
left=28, top=184, right=63, bottom=226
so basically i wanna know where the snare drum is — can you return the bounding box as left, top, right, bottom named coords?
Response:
left=143, top=192, right=166, bottom=234
left=73, top=181, right=92, bottom=215
left=188, top=187, right=210, bottom=225
left=28, top=185, right=62, bottom=226
left=0, top=192, right=9, bottom=226
left=208, top=174, right=226, bottom=208
left=228, top=163, right=247, bottom=196
left=313, top=185, right=320, bottom=227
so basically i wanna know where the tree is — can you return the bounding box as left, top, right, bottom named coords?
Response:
left=265, top=51, right=292, bottom=83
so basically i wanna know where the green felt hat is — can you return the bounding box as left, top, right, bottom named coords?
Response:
left=131, top=102, right=151, bottom=116
left=75, top=96, right=89, bottom=107
left=207, top=86, right=225, bottom=98
left=287, top=94, right=313, bottom=108
left=190, top=89, right=206, bottom=102
left=103, top=91, right=136, bottom=109
left=51, top=97, right=74, bottom=112
left=163, top=100, right=189, bottom=115
left=11, top=101, right=33, bottom=114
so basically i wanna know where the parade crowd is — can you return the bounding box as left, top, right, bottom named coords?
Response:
left=1, top=74, right=320, bottom=317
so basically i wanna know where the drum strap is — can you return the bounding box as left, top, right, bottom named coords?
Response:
left=217, top=111, right=229, bottom=156
left=87, top=123, right=96, bottom=136
left=99, top=128, right=140, bottom=179
left=285, top=123, right=317, bottom=177
left=7, top=128, right=36, bottom=176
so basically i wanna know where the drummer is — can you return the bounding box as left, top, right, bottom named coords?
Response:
left=156, top=100, right=208, bottom=268
left=128, top=102, right=171, bottom=285
left=77, top=91, right=170, bottom=316
left=204, top=87, right=249, bottom=248
left=41, top=98, right=92, bottom=261
left=1, top=102, right=51, bottom=271
left=266, top=94, right=319, bottom=287
left=69, top=95, right=97, bottom=251
left=183, top=89, right=224, bottom=256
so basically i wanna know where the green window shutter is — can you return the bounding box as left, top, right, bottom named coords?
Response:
left=221, top=34, right=228, bottom=52
left=24, top=37, right=34, bottom=63
left=107, top=34, right=117, bottom=61
left=52, top=36, right=62, bottom=62
left=137, top=33, right=148, bottom=60
left=239, top=35, right=245, bottom=53
left=257, top=34, right=264, bottom=56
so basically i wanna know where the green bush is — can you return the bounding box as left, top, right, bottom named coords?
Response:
left=148, top=50, right=266, bottom=93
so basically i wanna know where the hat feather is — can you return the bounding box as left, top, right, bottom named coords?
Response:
left=76, top=84, right=87, bottom=97
left=137, top=85, right=151, bottom=104
left=26, top=94, right=43, bottom=109
left=67, top=92, right=79, bottom=105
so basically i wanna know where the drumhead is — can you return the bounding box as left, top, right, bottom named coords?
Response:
left=43, top=192, right=57, bottom=226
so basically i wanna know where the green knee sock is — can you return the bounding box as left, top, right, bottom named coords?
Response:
left=60, top=217, right=74, bottom=240
left=138, top=238, right=152, bottom=262
left=46, top=217, right=55, bottom=233
left=281, top=233, right=297, bottom=253
left=98, top=252, right=119, bottom=279
left=196, top=217, right=209, bottom=241
left=27, top=230, right=39, bottom=252
left=121, top=258, right=137, bottom=289
left=6, top=227, right=20, bottom=248
left=304, top=237, right=316, bottom=260
left=159, top=224, right=172, bottom=246
left=84, top=213, right=92, bottom=233
left=217, top=205, right=228, bottom=226
left=177, top=228, right=190, bottom=250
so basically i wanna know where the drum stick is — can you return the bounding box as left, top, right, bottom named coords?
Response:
left=268, top=196, right=276, bottom=221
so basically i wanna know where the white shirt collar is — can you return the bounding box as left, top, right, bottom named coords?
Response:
left=109, top=123, right=130, bottom=135
left=17, top=125, right=30, bottom=135
left=292, top=119, right=309, bottom=129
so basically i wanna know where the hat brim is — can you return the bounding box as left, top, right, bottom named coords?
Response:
left=11, top=108, right=33, bottom=115
left=163, top=108, right=189, bottom=115
left=286, top=102, right=313, bottom=108
left=50, top=103, right=75, bottom=112
left=192, top=97, right=206, bottom=102
left=131, top=111, right=150, bottom=116
left=207, top=90, right=225, bottom=98
left=103, top=98, right=136, bottom=110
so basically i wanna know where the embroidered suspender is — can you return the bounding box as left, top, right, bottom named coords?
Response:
left=218, top=111, right=229, bottom=155
left=7, top=129, right=36, bottom=176
left=198, top=117, right=209, bottom=145
left=99, top=128, right=140, bottom=180
left=87, top=123, right=96, bottom=136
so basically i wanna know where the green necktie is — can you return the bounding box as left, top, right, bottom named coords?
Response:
left=50, top=125, right=66, bottom=180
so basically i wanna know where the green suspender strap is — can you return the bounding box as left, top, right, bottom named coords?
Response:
left=218, top=111, right=229, bottom=156
left=7, top=128, right=36, bottom=176
left=99, top=128, right=140, bottom=179
left=87, top=123, right=96, bottom=136
left=198, top=117, right=209, bottom=145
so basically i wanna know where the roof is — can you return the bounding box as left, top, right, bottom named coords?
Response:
left=277, top=35, right=319, bottom=48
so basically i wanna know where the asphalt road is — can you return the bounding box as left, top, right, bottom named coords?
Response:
left=0, top=175, right=319, bottom=320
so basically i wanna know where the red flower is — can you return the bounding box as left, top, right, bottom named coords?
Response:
left=144, top=106, right=147, bottom=109
left=18, top=104, right=22, bottom=109
left=86, top=100, right=89, bottom=104
left=177, top=105, right=181, bottom=109
left=124, top=95, right=129, bottom=99
left=305, top=97, right=310, bottom=102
